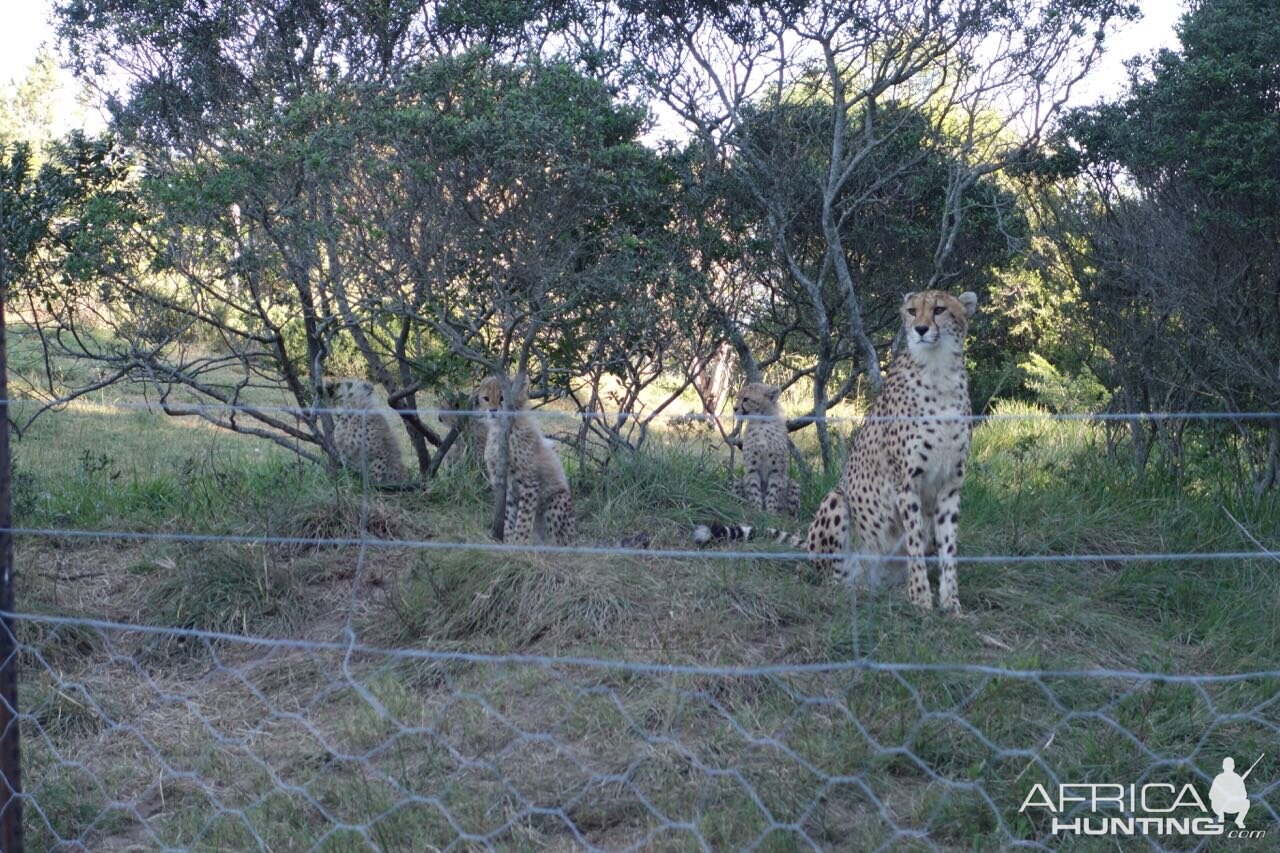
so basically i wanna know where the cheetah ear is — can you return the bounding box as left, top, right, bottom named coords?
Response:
left=902, top=292, right=918, bottom=304
left=764, top=384, right=782, bottom=401
left=958, top=291, right=978, bottom=317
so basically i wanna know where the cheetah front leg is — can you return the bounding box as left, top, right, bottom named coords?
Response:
left=505, top=479, right=540, bottom=544
left=742, top=472, right=764, bottom=511
left=806, top=488, right=849, bottom=578
left=764, top=474, right=784, bottom=514
left=897, top=485, right=932, bottom=610
left=933, top=480, right=963, bottom=614
left=544, top=489, right=577, bottom=545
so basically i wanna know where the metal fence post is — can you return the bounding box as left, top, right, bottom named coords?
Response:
left=0, top=195, right=24, bottom=852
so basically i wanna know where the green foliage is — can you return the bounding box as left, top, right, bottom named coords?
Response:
left=718, top=98, right=1027, bottom=354
left=1019, top=352, right=1109, bottom=414
left=36, top=0, right=1137, bottom=478
left=1, top=133, right=132, bottom=298
left=363, top=50, right=690, bottom=375
left=1066, top=0, right=1280, bottom=230
left=1049, top=0, right=1280, bottom=486
left=35, top=0, right=701, bottom=472
left=0, top=50, right=64, bottom=150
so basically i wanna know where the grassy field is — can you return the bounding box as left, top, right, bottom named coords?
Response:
left=8, top=325, right=1280, bottom=850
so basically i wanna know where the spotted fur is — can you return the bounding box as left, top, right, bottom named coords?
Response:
left=730, top=382, right=800, bottom=516
left=696, top=290, right=978, bottom=614
left=476, top=375, right=576, bottom=546
left=322, top=378, right=409, bottom=486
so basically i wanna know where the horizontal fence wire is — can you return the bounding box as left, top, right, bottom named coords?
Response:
left=10, top=394, right=1280, bottom=423
left=9, top=396, right=1280, bottom=850
left=14, top=611, right=1280, bottom=683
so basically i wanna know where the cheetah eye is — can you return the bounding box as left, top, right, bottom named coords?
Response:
left=906, top=308, right=916, bottom=317
left=933, top=306, right=946, bottom=316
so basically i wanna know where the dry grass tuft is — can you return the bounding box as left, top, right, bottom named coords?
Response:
left=392, top=549, right=650, bottom=652
left=277, top=492, right=415, bottom=552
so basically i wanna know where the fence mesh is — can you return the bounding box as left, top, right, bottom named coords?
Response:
left=6, top=397, right=1280, bottom=850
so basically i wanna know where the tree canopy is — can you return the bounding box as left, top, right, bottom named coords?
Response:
left=1050, top=0, right=1280, bottom=489
left=19, top=0, right=1280, bottom=492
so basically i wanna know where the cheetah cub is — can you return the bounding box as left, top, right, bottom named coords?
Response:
left=475, top=376, right=576, bottom=545
left=697, top=290, right=978, bottom=614
left=321, top=378, right=409, bottom=485
left=730, top=383, right=800, bottom=516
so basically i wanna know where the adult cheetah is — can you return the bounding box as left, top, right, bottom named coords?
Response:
left=475, top=375, right=577, bottom=545
left=730, top=382, right=801, bottom=516
left=321, top=377, right=409, bottom=486
left=696, top=290, right=978, bottom=613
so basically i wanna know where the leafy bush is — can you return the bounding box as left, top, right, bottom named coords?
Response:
left=1019, top=353, right=1108, bottom=414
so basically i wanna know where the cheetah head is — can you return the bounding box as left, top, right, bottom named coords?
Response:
left=320, top=377, right=377, bottom=410
left=475, top=375, right=530, bottom=422
left=901, top=290, right=978, bottom=356
left=734, top=382, right=782, bottom=421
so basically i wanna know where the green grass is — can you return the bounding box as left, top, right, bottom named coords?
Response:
left=9, top=340, right=1280, bottom=849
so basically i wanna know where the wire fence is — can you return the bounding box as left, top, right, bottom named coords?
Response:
left=15, top=393, right=1280, bottom=423
left=4, top=393, right=1280, bottom=850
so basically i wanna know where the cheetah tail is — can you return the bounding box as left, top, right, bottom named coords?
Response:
left=763, top=527, right=805, bottom=548
left=692, top=523, right=804, bottom=549
left=692, top=522, right=753, bottom=545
